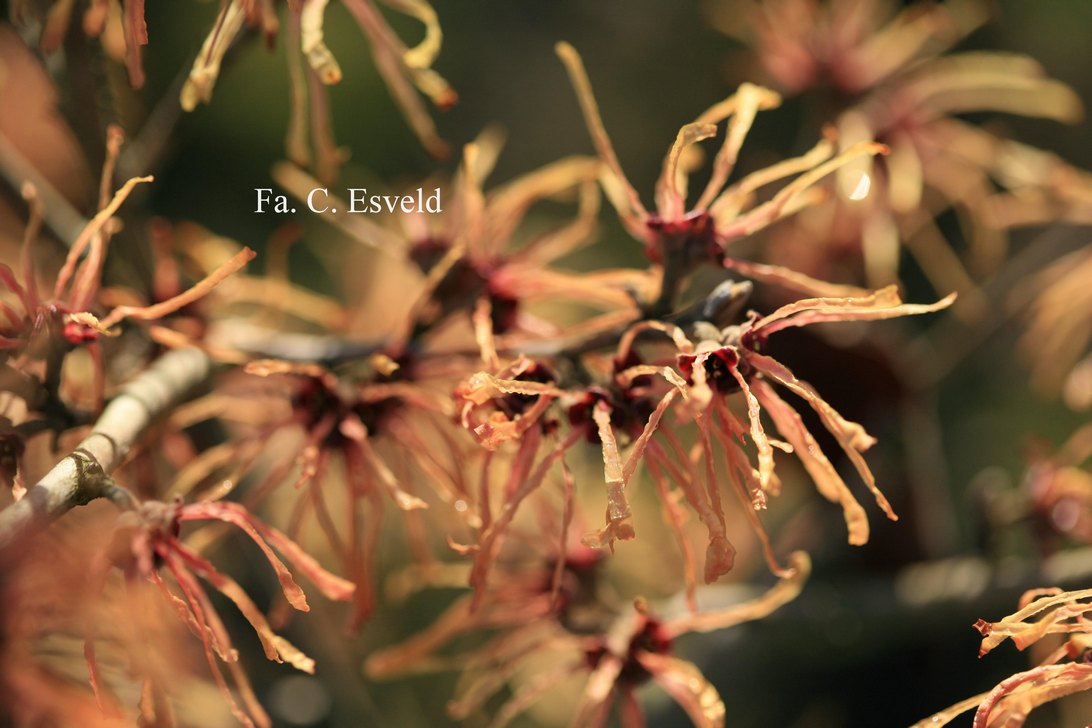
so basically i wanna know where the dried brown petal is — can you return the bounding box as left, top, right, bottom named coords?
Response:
left=583, top=401, right=636, bottom=548
left=667, top=551, right=811, bottom=636
left=639, top=652, right=726, bottom=728
left=181, top=1, right=247, bottom=111
left=753, top=378, right=870, bottom=545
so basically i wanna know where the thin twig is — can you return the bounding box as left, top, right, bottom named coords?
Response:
left=0, top=130, right=89, bottom=246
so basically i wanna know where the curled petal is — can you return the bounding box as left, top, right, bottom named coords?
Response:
left=694, top=82, right=782, bottom=211
left=556, top=41, right=648, bottom=227
left=618, top=320, right=695, bottom=360
left=379, top=0, right=443, bottom=69
left=715, top=141, right=888, bottom=240
left=583, top=401, right=636, bottom=548
left=161, top=554, right=266, bottom=727
left=638, top=652, right=725, bottom=728
left=911, top=692, right=993, bottom=728
left=63, top=312, right=115, bottom=336
left=121, top=0, right=148, bottom=87
left=170, top=542, right=316, bottom=673
left=179, top=501, right=356, bottom=603
left=747, top=353, right=896, bottom=522
left=456, top=370, right=566, bottom=407
left=649, top=434, right=735, bottom=587
left=181, top=1, right=247, bottom=111
left=710, top=398, right=787, bottom=575
left=711, top=130, right=834, bottom=221
left=655, top=122, right=717, bottom=220
left=491, top=156, right=602, bottom=261
left=695, top=411, right=735, bottom=581
left=727, top=364, right=774, bottom=491
left=722, top=257, right=871, bottom=299
left=750, top=284, right=956, bottom=338
left=972, top=663, right=1092, bottom=728
left=100, top=247, right=256, bottom=329
left=474, top=395, right=554, bottom=451
left=976, top=588, right=1092, bottom=656
left=342, top=0, right=453, bottom=158
left=667, top=551, right=811, bottom=637
left=300, top=0, right=342, bottom=84
left=755, top=379, right=869, bottom=543
left=54, top=175, right=154, bottom=303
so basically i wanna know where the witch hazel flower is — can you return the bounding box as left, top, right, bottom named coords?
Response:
left=562, top=281, right=953, bottom=599
left=1, top=128, right=151, bottom=360
left=85, top=497, right=354, bottom=728
left=210, top=356, right=450, bottom=630
left=367, top=544, right=810, bottom=728
left=561, top=554, right=808, bottom=728
left=452, top=278, right=953, bottom=604
left=713, top=0, right=1083, bottom=297
left=2, top=128, right=255, bottom=359
left=394, top=139, right=638, bottom=357
left=366, top=532, right=611, bottom=684
left=451, top=349, right=692, bottom=607
left=556, top=41, right=888, bottom=310
left=669, top=282, right=954, bottom=574
left=709, top=0, right=992, bottom=98
left=274, top=133, right=642, bottom=358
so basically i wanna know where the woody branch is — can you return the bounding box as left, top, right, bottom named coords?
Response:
left=0, top=346, right=211, bottom=551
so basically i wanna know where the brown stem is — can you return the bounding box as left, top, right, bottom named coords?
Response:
left=0, top=130, right=89, bottom=247
left=513, top=278, right=752, bottom=360
left=0, top=347, right=210, bottom=551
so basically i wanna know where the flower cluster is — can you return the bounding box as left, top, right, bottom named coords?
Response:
left=348, top=40, right=957, bottom=726
left=6, top=2, right=1088, bottom=726
left=426, top=45, right=955, bottom=614
left=367, top=520, right=811, bottom=728
left=557, top=41, right=886, bottom=308
left=86, top=498, right=354, bottom=728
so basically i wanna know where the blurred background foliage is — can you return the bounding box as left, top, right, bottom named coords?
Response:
left=1, top=0, right=1091, bottom=726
